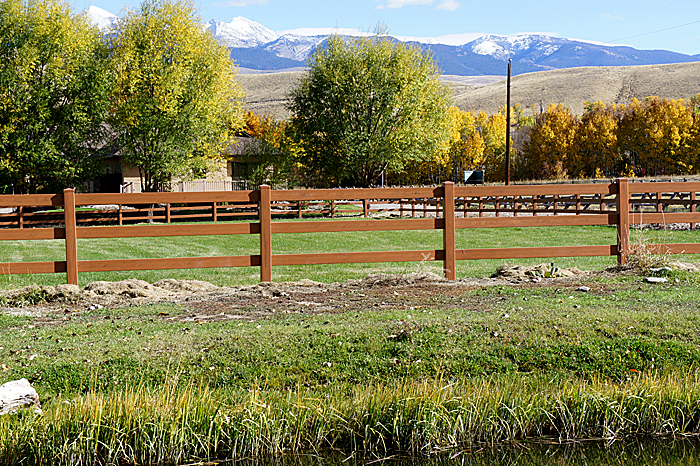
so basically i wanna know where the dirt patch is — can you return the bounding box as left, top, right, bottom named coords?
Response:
left=493, top=263, right=586, bottom=282
left=0, top=273, right=505, bottom=321
left=0, top=262, right=693, bottom=323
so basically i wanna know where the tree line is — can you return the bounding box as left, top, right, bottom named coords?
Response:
left=3, top=0, right=699, bottom=193
left=247, top=36, right=700, bottom=187
left=252, top=96, right=700, bottom=188
left=0, top=0, right=243, bottom=193
left=397, top=97, right=700, bottom=185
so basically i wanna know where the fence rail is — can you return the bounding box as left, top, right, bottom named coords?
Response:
left=1, top=178, right=700, bottom=285
left=119, top=179, right=256, bottom=193
left=6, top=182, right=697, bottom=228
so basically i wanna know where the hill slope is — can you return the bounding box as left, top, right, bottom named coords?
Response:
left=239, top=62, right=700, bottom=120
left=455, top=61, right=700, bottom=115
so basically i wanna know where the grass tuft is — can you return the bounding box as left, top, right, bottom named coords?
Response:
left=3, top=373, right=700, bottom=464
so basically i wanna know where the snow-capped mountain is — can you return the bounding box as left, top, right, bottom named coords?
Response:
left=466, top=34, right=564, bottom=62
left=85, top=6, right=700, bottom=76
left=205, top=16, right=278, bottom=48
left=86, top=5, right=118, bottom=31
left=263, top=34, right=327, bottom=62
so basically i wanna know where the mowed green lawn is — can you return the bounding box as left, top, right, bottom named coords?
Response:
left=0, top=219, right=698, bottom=288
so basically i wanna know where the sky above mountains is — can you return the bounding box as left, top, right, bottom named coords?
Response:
left=76, top=0, right=700, bottom=55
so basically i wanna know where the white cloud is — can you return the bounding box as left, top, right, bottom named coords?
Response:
left=437, top=0, right=460, bottom=11
left=601, top=12, right=624, bottom=21
left=376, top=0, right=433, bottom=9
left=217, top=0, right=270, bottom=6
left=376, top=0, right=459, bottom=10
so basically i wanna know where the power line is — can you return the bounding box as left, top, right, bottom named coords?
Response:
left=609, top=20, right=700, bottom=44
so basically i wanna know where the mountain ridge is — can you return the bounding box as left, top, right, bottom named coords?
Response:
left=86, top=6, right=700, bottom=77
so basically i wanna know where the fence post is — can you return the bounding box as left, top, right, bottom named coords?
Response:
left=576, top=194, right=581, bottom=215
left=63, top=188, right=79, bottom=285
left=691, top=191, right=696, bottom=229
left=259, top=185, right=272, bottom=282
left=443, top=182, right=456, bottom=280
left=616, top=178, right=630, bottom=265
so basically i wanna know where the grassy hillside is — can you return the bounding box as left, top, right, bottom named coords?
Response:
left=457, top=61, right=700, bottom=116
left=238, top=70, right=304, bottom=120
left=238, top=61, right=700, bottom=119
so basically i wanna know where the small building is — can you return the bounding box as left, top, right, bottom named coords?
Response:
left=97, top=143, right=246, bottom=193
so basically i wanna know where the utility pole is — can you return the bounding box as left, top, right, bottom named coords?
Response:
left=505, top=58, right=512, bottom=185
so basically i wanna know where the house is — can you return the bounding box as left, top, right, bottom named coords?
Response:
left=97, top=143, right=245, bottom=193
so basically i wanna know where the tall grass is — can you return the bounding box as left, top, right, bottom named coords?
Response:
left=3, top=372, right=700, bottom=465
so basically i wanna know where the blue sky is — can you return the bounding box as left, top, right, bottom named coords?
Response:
left=78, top=0, right=700, bottom=55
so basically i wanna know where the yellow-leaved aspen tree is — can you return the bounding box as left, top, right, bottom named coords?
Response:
left=0, top=0, right=109, bottom=193
left=108, top=0, right=244, bottom=192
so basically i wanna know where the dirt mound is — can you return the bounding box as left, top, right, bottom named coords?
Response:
left=85, top=279, right=164, bottom=298
left=236, top=279, right=331, bottom=298
left=3, top=260, right=698, bottom=318
left=1, top=284, right=81, bottom=307
left=346, top=272, right=447, bottom=287
left=493, top=263, right=586, bottom=282
left=153, top=279, right=219, bottom=292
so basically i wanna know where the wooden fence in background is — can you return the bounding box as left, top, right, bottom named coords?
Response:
left=1, top=178, right=700, bottom=285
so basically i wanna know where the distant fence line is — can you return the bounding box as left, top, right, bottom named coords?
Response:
left=120, top=179, right=256, bottom=193
left=1, top=178, right=699, bottom=285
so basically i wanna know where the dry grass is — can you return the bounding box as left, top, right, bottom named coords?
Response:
left=457, top=61, right=700, bottom=116
left=238, top=71, right=305, bottom=120
left=238, top=62, right=700, bottom=119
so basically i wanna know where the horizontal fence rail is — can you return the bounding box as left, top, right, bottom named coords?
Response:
left=0, top=178, right=699, bottom=284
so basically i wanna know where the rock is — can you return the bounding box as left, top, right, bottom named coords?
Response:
left=644, top=277, right=668, bottom=283
left=577, top=286, right=591, bottom=292
left=0, top=378, right=42, bottom=415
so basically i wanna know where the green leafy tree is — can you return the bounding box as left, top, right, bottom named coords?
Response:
left=288, top=31, right=452, bottom=187
left=392, top=106, right=479, bottom=185
left=0, top=0, right=109, bottom=194
left=107, top=0, right=244, bottom=192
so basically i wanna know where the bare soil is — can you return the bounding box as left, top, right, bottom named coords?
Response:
left=0, top=265, right=594, bottom=324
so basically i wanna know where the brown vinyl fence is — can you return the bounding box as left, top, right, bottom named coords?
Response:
left=0, top=178, right=698, bottom=285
